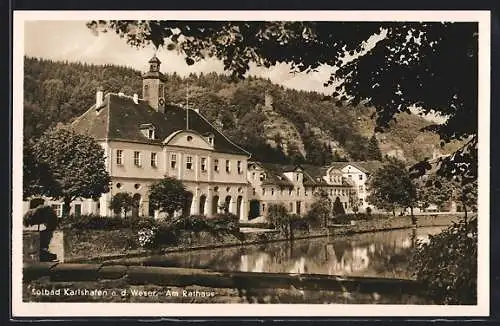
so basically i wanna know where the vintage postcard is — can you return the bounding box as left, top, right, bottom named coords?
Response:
left=11, top=10, right=490, bottom=317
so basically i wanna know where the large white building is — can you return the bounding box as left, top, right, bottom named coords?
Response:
left=23, top=56, right=382, bottom=221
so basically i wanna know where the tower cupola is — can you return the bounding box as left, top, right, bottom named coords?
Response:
left=142, top=54, right=165, bottom=113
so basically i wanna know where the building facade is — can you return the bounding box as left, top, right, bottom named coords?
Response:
left=23, top=56, right=381, bottom=221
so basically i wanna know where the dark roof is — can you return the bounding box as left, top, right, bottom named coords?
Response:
left=72, top=93, right=250, bottom=156
left=258, top=162, right=294, bottom=187
left=301, top=164, right=329, bottom=186
left=149, top=55, right=161, bottom=64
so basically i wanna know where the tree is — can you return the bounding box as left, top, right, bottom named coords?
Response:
left=367, top=158, right=418, bottom=222
left=109, top=192, right=135, bottom=218
left=266, top=203, right=289, bottom=232
left=90, top=21, right=477, bottom=182
left=366, top=135, right=383, bottom=161
left=148, top=177, right=190, bottom=218
left=348, top=192, right=360, bottom=216
left=417, top=174, right=477, bottom=221
left=332, top=197, right=345, bottom=216
left=412, top=217, right=477, bottom=304
left=23, top=140, right=56, bottom=200
left=307, top=189, right=332, bottom=227
left=30, top=125, right=111, bottom=216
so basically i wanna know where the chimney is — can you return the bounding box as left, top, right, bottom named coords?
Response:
left=265, top=90, right=273, bottom=108
left=96, top=87, right=104, bottom=107
left=133, top=93, right=139, bottom=104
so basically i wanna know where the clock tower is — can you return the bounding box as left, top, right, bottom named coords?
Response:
left=142, top=55, right=166, bottom=113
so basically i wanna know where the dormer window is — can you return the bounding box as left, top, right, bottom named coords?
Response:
left=260, top=173, right=266, bottom=181
left=206, top=134, right=214, bottom=146
left=140, top=123, right=156, bottom=140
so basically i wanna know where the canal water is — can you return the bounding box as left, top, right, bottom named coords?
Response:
left=112, top=226, right=444, bottom=280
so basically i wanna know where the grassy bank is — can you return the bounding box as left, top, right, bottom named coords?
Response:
left=61, top=214, right=461, bottom=262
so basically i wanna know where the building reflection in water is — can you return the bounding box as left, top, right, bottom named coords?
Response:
left=140, top=227, right=444, bottom=279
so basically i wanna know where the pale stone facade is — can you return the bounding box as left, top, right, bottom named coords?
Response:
left=23, top=56, right=382, bottom=221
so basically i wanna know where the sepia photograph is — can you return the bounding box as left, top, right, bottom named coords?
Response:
left=11, top=10, right=490, bottom=317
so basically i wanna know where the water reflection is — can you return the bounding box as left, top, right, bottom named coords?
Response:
left=138, top=227, right=443, bottom=279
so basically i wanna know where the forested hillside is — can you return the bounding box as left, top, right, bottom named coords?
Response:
left=23, top=57, right=460, bottom=165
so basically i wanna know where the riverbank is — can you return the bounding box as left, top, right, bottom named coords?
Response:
left=23, top=262, right=432, bottom=304
left=57, top=214, right=461, bottom=263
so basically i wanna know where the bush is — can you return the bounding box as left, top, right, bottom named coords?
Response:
left=23, top=205, right=58, bottom=230
left=208, top=213, right=240, bottom=232
left=266, top=203, right=289, bottom=231
left=290, top=214, right=310, bottom=232
left=171, top=215, right=210, bottom=233
left=59, top=214, right=137, bottom=230
left=411, top=217, right=477, bottom=304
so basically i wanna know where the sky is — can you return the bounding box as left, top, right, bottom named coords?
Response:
left=24, top=20, right=339, bottom=95
left=23, top=20, right=446, bottom=123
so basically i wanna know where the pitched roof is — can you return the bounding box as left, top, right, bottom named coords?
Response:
left=327, top=161, right=382, bottom=174
left=72, top=93, right=250, bottom=156
left=257, top=162, right=294, bottom=187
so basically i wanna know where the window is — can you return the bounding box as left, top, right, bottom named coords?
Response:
left=171, top=154, right=177, bottom=169
left=296, top=188, right=300, bottom=196
left=296, top=173, right=300, bottom=181
left=134, top=151, right=141, bottom=167
left=186, top=156, right=193, bottom=170
left=116, top=150, right=123, bottom=165
left=151, top=152, right=157, bottom=167
left=289, top=202, right=293, bottom=212
left=348, top=174, right=352, bottom=178
left=262, top=203, right=266, bottom=212
left=187, top=135, right=193, bottom=142
left=253, top=188, right=256, bottom=195
left=237, top=161, right=242, bottom=174
left=226, top=160, right=231, bottom=173
left=116, top=183, right=122, bottom=189
left=74, top=204, right=81, bottom=217
left=271, top=188, right=274, bottom=196
left=214, top=159, right=219, bottom=172
left=252, top=172, right=256, bottom=179
left=147, top=129, right=155, bottom=140
left=263, top=188, right=266, bottom=196
left=330, top=189, right=333, bottom=195
left=201, top=157, right=207, bottom=172
left=208, top=136, right=214, bottom=145
left=144, top=84, right=149, bottom=98
left=52, top=204, right=62, bottom=218
left=289, top=189, right=292, bottom=196
left=260, top=173, right=266, bottom=181
left=359, top=174, right=363, bottom=180
left=359, top=185, right=363, bottom=192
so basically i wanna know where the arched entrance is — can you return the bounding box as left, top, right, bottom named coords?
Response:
left=224, top=196, right=231, bottom=214
left=236, top=196, right=243, bottom=218
left=183, top=192, right=193, bottom=217
left=199, top=195, right=207, bottom=216
left=249, top=199, right=261, bottom=220
left=212, top=195, right=219, bottom=215
left=131, top=193, right=141, bottom=218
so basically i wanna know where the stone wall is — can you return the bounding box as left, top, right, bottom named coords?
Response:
left=23, top=262, right=432, bottom=304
